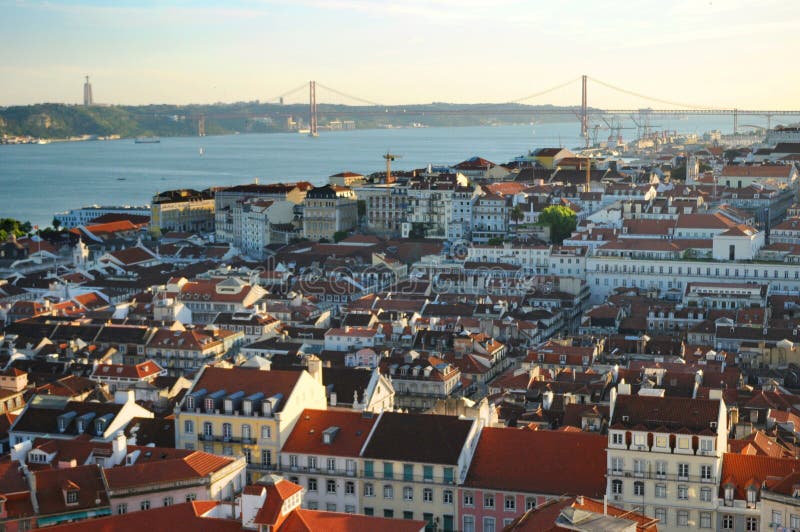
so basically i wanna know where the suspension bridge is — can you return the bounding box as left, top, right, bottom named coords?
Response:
left=175, top=75, right=800, bottom=145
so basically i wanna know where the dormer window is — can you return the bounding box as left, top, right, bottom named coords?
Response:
left=204, top=397, right=215, bottom=413
left=66, top=490, right=78, bottom=504
left=186, top=396, right=195, bottom=410
left=724, top=485, right=734, bottom=504
left=747, top=487, right=757, bottom=507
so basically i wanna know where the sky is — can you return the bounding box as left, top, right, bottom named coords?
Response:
left=1, top=0, right=799, bottom=108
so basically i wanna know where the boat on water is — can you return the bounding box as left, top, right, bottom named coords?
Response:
left=134, top=137, right=160, bottom=144
left=199, top=147, right=205, bottom=156
left=116, top=177, right=126, bottom=181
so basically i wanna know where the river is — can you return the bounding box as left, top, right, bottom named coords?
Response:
left=0, top=116, right=771, bottom=227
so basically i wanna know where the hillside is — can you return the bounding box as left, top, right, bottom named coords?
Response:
left=0, top=102, right=583, bottom=139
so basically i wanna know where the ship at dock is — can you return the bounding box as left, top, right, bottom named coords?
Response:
left=134, top=137, right=160, bottom=144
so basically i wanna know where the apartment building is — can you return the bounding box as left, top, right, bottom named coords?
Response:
left=215, top=182, right=310, bottom=244
left=359, top=412, right=480, bottom=531
left=606, top=387, right=727, bottom=532
left=150, top=189, right=215, bottom=236
left=302, top=185, right=358, bottom=241
left=174, top=363, right=326, bottom=483
left=279, top=408, right=377, bottom=514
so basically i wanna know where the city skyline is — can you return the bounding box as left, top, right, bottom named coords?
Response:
left=1, top=0, right=800, bottom=108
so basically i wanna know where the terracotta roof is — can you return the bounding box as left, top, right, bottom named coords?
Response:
left=189, top=366, right=302, bottom=412
left=104, top=450, right=235, bottom=490
left=282, top=509, right=426, bottom=531
left=720, top=453, right=800, bottom=499
left=722, top=165, right=794, bottom=177
left=464, top=427, right=607, bottom=497
left=91, top=361, right=163, bottom=380
left=611, top=394, right=721, bottom=434
left=108, top=246, right=158, bottom=266
left=282, top=408, right=377, bottom=457
left=46, top=501, right=240, bottom=532
left=361, top=412, right=474, bottom=465
left=34, top=464, right=109, bottom=516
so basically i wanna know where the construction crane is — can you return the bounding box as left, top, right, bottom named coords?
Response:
left=383, top=151, right=402, bottom=184
left=600, top=117, right=634, bottom=146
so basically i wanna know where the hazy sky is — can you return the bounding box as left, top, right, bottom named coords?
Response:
left=2, top=0, right=799, bottom=108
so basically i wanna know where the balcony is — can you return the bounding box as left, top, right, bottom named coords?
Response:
left=273, top=465, right=357, bottom=478
left=607, top=469, right=716, bottom=484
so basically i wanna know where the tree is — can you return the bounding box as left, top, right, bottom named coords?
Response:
left=333, top=230, right=349, bottom=243
left=487, top=237, right=504, bottom=246
left=52, top=217, right=61, bottom=230
left=510, top=205, right=524, bottom=224
left=537, top=205, right=577, bottom=244
left=0, top=218, right=31, bottom=242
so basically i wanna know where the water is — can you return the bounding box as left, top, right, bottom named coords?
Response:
left=0, top=116, right=769, bottom=227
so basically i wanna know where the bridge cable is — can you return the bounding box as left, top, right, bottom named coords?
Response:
left=314, top=82, right=386, bottom=107
left=588, top=76, right=724, bottom=111
left=265, top=82, right=312, bottom=103
left=508, top=77, right=582, bottom=104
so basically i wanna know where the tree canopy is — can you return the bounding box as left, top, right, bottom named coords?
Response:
left=0, top=218, right=32, bottom=242
left=537, top=205, right=577, bottom=244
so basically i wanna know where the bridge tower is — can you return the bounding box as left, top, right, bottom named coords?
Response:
left=581, top=75, right=589, bottom=147
left=198, top=116, right=206, bottom=137
left=309, top=81, right=319, bottom=137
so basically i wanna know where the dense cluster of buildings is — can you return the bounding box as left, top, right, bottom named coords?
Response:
left=1, top=130, right=800, bottom=530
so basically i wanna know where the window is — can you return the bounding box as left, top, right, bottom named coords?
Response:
left=483, top=517, right=496, bottom=532
left=308, top=456, right=317, bottom=470
left=677, top=510, right=688, bottom=527
left=383, top=462, right=393, bottom=479
left=203, top=422, right=213, bottom=437
left=364, top=507, right=373, bottom=516
left=185, top=493, right=197, bottom=502
left=655, top=483, right=666, bottom=498
left=403, top=511, right=414, bottom=520
left=243, top=448, right=251, bottom=464
left=746, top=488, right=757, bottom=506
left=184, top=420, right=194, bottom=434
left=745, top=517, right=758, bottom=531
left=289, top=455, right=298, bottom=468
left=403, top=463, right=414, bottom=481
left=611, top=479, right=622, bottom=494
left=504, top=496, right=515, bottom=511
left=383, top=509, right=394, bottom=519
left=654, top=508, right=666, bottom=525
left=116, top=503, right=127, bottom=515
left=262, top=450, right=272, bottom=467
left=261, top=425, right=271, bottom=440
left=242, top=424, right=251, bottom=441
left=325, top=457, right=336, bottom=472
left=678, top=485, right=688, bottom=500
left=772, top=511, right=783, bottom=527
left=423, top=465, right=433, bottom=481
left=611, top=457, right=623, bottom=473
left=326, top=479, right=336, bottom=494
left=792, top=514, right=800, bottom=530
left=722, top=515, right=733, bottom=529
left=383, top=484, right=393, bottom=499
left=463, top=492, right=474, bottom=507
left=700, top=487, right=712, bottom=502
left=364, top=483, right=374, bottom=497
left=423, top=488, right=433, bottom=502
left=163, top=497, right=173, bottom=507
left=526, top=497, right=536, bottom=510
left=700, top=465, right=712, bottom=481
left=633, top=459, right=644, bottom=475
left=700, top=512, right=711, bottom=528
left=678, top=463, right=689, bottom=479
left=678, top=438, right=690, bottom=450
left=308, top=478, right=317, bottom=492
left=700, top=438, right=713, bottom=452
left=463, top=516, right=475, bottom=532
left=403, top=486, right=414, bottom=501
left=443, top=489, right=453, bottom=504
left=484, top=494, right=495, bottom=509
left=345, top=481, right=355, bottom=495
left=141, top=500, right=151, bottom=511
left=346, top=505, right=356, bottom=514
left=443, top=467, right=454, bottom=484
left=634, top=481, right=644, bottom=496
left=66, top=490, right=78, bottom=504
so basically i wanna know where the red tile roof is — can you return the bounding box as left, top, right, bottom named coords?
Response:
left=720, top=453, right=800, bottom=499
left=281, top=509, right=425, bottom=531
left=104, top=451, right=236, bottom=490
left=282, top=409, right=377, bottom=457
left=464, top=427, right=607, bottom=497
left=611, top=394, right=721, bottom=434
left=34, top=464, right=109, bottom=516
left=189, top=366, right=302, bottom=411
left=46, top=501, right=240, bottom=532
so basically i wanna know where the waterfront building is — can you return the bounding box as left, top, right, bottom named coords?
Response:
left=54, top=205, right=150, bottom=229
left=302, top=185, right=358, bottom=241
left=150, top=189, right=215, bottom=236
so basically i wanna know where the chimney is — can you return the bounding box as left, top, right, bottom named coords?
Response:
left=307, top=355, right=323, bottom=386
left=111, top=431, right=127, bottom=466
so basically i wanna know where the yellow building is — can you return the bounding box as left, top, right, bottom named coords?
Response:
left=150, top=189, right=215, bottom=236
left=174, top=360, right=326, bottom=483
